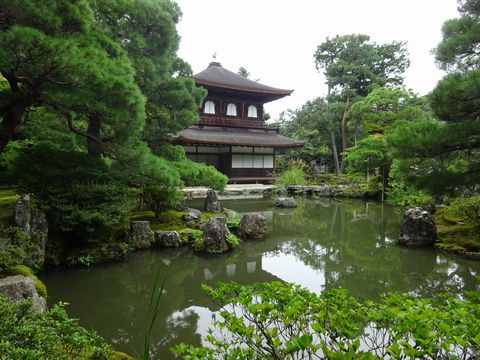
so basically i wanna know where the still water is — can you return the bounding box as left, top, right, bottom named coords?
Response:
left=40, top=198, right=480, bottom=359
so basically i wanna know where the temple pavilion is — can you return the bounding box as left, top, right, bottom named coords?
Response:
left=175, top=61, right=304, bottom=183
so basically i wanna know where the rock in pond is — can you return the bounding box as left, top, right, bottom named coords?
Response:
left=204, top=189, right=222, bottom=212
left=398, top=207, right=437, bottom=247
left=273, top=197, right=297, bottom=208
left=183, top=208, right=202, bottom=224
left=238, top=213, right=268, bottom=240
left=0, top=275, right=46, bottom=314
left=153, top=231, right=182, bottom=248
left=200, top=216, right=230, bottom=254
left=129, top=221, right=154, bottom=249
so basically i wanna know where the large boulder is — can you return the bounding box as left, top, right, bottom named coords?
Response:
left=398, top=207, right=437, bottom=247
left=183, top=208, right=202, bottom=224
left=13, top=195, right=48, bottom=269
left=128, top=221, right=154, bottom=249
left=201, top=216, right=229, bottom=254
left=273, top=197, right=297, bottom=208
left=204, top=189, right=222, bottom=212
left=153, top=231, right=182, bottom=248
left=0, top=275, right=46, bottom=313
left=238, top=213, right=268, bottom=240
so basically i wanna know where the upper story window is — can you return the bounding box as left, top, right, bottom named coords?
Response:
left=226, top=103, right=237, bottom=116
left=247, top=105, right=258, bottom=118
left=204, top=100, right=215, bottom=114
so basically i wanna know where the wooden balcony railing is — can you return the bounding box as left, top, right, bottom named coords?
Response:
left=198, top=116, right=279, bottom=132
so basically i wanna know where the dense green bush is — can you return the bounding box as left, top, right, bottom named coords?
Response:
left=452, top=196, right=480, bottom=227
left=173, top=281, right=480, bottom=359
left=275, top=159, right=310, bottom=186
left=141, top=185, right=182, bottom=215
left=386, top=181, right=434, bottom=211
left=175, top=158, right=227, bottom=190
left=0, top=298, right=120, bottom=359
left=0, top=226, right=31, bottom=269
left=9, top=145, right=135, bottom=237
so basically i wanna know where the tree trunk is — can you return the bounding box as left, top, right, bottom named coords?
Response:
left=86, top=115, right=102, bottom=158
left=339, top=96, right=350, bottom=174
left=0, top=101, right=27, bottom=153
left=330, top=131, right=340, bottom=175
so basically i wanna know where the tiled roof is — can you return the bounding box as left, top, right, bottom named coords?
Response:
left=175, top=126, right=305, bottom=148
left=194, top=62, right=293, bottom=101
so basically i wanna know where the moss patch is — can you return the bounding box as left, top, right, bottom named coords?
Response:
left=434, top=206, right=480, bottom=255
left=154, top=210, right=189, bottom=231
left=5, top=264, right=48, bottom=298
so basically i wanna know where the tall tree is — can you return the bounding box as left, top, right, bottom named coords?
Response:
left=388, top=0, right=480, bottom=194
left=314, top=34, right=410, bottom=173
left=0, top=0, right=226, bottom=235
left=0, top=0, right=147, bottom=157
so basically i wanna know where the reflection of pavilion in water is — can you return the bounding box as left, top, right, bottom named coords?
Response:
left=201, top=249, right=280, bottom=283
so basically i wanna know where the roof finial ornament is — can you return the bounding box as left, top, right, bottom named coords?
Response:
left=209, top=53, right=221, bottom=68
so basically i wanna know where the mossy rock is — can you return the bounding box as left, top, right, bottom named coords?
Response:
left=433, top=205, right=480, bottom=255
left=5, top=264, right=47, bottom=298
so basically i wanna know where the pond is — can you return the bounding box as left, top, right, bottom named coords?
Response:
left=40, top=198, right=480, bottom=359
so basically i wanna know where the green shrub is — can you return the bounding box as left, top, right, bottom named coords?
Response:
left=386, top=182, right=434, bottom=210
left=275, top=167, right=308, bottom=186
left=173, top=282, right=480, bottom=359
left=175, top=158, right=227, bottom=191
left=0, top=244, right=26, bottom=269
left=178, top=228, right=203, bottom=246
left=226, top=233, right=240, bottom=248
left=141, top=185, right=181, bottom=215
left=0, top=226, right=31, bottom=269
left=0, top=297, right=117, bottom=359
left=452, top=196, right=480, bottom=227
left=9, top=145, right=135, bottom=237
left=275, top=159, right=310, bottom=186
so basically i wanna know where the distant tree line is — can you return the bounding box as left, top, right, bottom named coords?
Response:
left=277, top=0, right=480, bottom=200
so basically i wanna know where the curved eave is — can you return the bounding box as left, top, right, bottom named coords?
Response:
left=174, top=127, right=305, bottom=149
left=176, top=136, right=305, bottom=148
left=195, top=79, right=293, bottom=102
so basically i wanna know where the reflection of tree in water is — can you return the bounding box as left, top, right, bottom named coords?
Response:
left=41, top=198, right=480, bottom=358
left=43, top=240, right=283, bottom=359
left=269, top=198, right=479, bottom=299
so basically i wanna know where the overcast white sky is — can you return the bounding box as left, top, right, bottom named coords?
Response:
left=175, top=0, right=460, bottom=120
